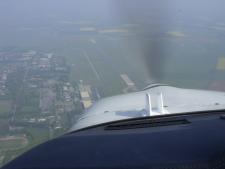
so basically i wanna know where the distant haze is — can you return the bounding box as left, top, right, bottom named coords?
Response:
left=0, top=0, right=225, bottom=85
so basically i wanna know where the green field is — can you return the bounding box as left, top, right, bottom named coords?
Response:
left=0, top=138, right=27, bottom=150
left=1, top=127, right=49, bottom=166
left=25, top=127, right=49, bottom=147
left=56, top=33, right=222, bottom=97
left=0, top=100, right=12, bottom=116
left=59, top=35, right=151, bottom=97
left=1, top=23, right=225, bottom=97
left=0, top=119, right=9, bottom=135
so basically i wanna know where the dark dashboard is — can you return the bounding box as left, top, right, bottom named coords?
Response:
left=2, top=111, right=225, bottom=169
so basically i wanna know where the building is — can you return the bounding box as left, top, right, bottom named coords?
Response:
left=79, top=84, right=93, bottom=109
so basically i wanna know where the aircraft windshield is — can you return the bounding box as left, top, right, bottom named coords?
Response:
left=1, top=0, right=225, bottom=166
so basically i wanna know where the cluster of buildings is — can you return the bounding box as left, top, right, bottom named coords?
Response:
left=39, top=81, right=56, bottom=114
left=0, top=71, right=8, bottom=96
left=0, top=49, right=102, bottom=166
left=79, top=83, right=93, bottom=109
left=30, top=53, right=53, bottom=71
left=62, top=82, right=75, bottom=112
left=0, top=51, right=32, bottom=96
left=63, top=82, right=74, bottom=102
left=0, top=50, right=74, bottom=131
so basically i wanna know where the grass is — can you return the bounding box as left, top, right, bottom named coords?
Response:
left=64, top=37, right=141, bottom=97
left=25, top=127, right=50, bottom=147
left=0, top=138, right=26, bottom=150
left=20, top=106, right=39, bottom=114
left=0, top=100, right=11, bottom=116
left=0, top=119, right=9, bottom=135
left=1, top=127, right=49, bottom=166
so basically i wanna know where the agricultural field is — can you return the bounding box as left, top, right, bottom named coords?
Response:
left=0, top=135, right=28, bottom=150
left=0, top=100, right=12, bottom=117
left=58, top=35, right=151, bottom=97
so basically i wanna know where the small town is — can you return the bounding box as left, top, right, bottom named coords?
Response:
left=0, top=50, right=100, bottom=166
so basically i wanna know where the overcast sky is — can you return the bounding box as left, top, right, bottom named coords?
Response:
left=0, top=0, right=225, bottom=26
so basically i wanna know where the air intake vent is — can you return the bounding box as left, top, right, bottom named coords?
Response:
left=105, top=118, right=190, bottom=130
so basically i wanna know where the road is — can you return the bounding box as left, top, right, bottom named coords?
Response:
left=82, top=50, right=101, bottom=81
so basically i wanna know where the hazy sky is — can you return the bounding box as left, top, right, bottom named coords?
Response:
left=0, top=0, right=225, bottom=84
left=0, top=0, right=225, bottom=26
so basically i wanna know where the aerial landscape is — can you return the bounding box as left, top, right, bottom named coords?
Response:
left=1, top=0, right=225, bottom=166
